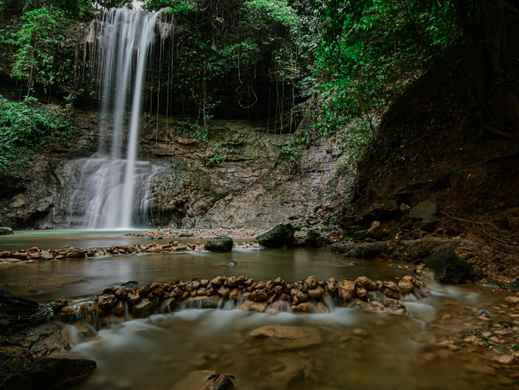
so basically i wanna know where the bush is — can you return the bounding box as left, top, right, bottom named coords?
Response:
left=0, top=95, right=74, bottom=173
left=11, top=6, right=68, bottom=95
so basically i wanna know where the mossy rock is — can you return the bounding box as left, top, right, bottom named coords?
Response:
left=205, top=236, right=234, bottom=252
left=0, top=227, right=13, bottom=235
left=424, top=247, right=479, bottom=284
left=256, top=224, right=295, bottom=248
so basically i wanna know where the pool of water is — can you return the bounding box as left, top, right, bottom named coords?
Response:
left=0, top=229, right=148, bottom=251
left=0, top=247, right=406, bottom=301
left=0, top=230, right=511, bottom=390
left=72, top=288, right=503, bottom=390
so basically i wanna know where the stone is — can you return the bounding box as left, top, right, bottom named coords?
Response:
left=0, top=352, right=96, bottom=390
left=204, top=236, right=234, bottom=252
left=183, top=296, right=219, bottom=309
left=249, top=325, right=322, bottom=351
left=505, top=296, right=519, bottom=304
left=0, top=227, right=14, bottom=236
left=409, top=200, right=438, bottom=223
left=308, top=287, right=324, bottom=299
left=338, top=280, right=355, bottom=303
left=131, top=299, right=155, bottom=318
left=382, top=281, right=400, bottom=300
left=355, top=276, right=377, bottom=291
left=97, top=294, right=117, bottom=313
left=304, top=229, right=326, bottom=247
left=424, top=247, right=478, bottom=284
left=398, top=275, right=415, bottom=295
left=292, top=302, right=312, bottom=313
left=494, top=354, right=515, bottom=365
left=239, top=300, right=267, bottom=313
left=256, top=224, right=295, bottom=248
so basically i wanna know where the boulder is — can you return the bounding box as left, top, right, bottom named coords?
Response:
left=0, top=352, right=96, bottom=390
left=424, top=247, right=479, bottom=284
left=0, top=227, right=14, bottom=236
left=131, top=299, right=156, bottom=318
left=204, top=236, right=234, bottom=252
left=256, top=224, right=295, bottom=248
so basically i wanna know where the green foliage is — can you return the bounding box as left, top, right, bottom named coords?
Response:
left=11, top=6, right=68, bottom=94
left=206, top=146, right=225, bottom=167
left=0, top=95, right=74, bottom=173
left=175, top=120, right=209, bottom=142
left=314, top=0, right=460, bottom=160
left=144, top=0, right=195, bottom=14
left=144, top=0, right=303, bottom=126
left=244, top=0, right=299, bottom=30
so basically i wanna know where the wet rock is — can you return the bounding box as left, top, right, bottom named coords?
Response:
left=256, top=224, right=295, bottom=248
left=97, top=294, right=117, bottom=313
left=205, top=236, right=234, bottom=252
left=304, top=275, right=319, bottom=289
left=292, top=302, right=313, bottom=313
left=0, top=352, right=96, bottom=390
left=239, top=300, right=267, bottom=313
left=183, top=296, right=219, bottom=309
left=131, top=299, right=155, bottom=318
left=0, top=227, right=14, bottom=235
left=0, top=290, right=53, bottom=333
left=494, top=354, right=515, bottom=365
left=113, top=301, right=126, bottom=317
left=250, top=289, right=269, bottom=303
left=382, top=281, right=401, bottom=300
left=355, top=276, right=377, bottom=291
left=308, top=287, right=324, bottom=300
left=303, top=229, right=326, bottom=247
left=338, top=280, right=355, bottom=303
left=398, top=275, right=415, bottom=295
left=409, top=200, right=438, bottom=224
left=249, top=325, right=322, bottom=351
left=425, top=247, right=478, bottom=284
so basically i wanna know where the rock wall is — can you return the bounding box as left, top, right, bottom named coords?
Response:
left=0, top=112, right=349, bottom=230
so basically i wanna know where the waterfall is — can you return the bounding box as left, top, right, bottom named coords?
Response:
left=70, top=7, right=169, bottom=229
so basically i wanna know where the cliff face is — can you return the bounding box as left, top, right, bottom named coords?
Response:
left=0, top=111, right=349, bottom=230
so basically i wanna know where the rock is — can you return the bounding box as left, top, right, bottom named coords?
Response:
left=249, top=325, right=322, bottom=351
left=424, top=247, right=478, bottom=284
left=0, top=227, right=14, bottom=235
left=304, top=229, right=326, bottom=247
left=239, top=300, right=267, bottom=313
left=131, top=299, right=155, bottom=318
left=409, top=200, right=438, bottom=224
left=505, top=296, right=519, bottom=304
left=256, top=224, right=295, bottom=248
left=204, top=236, right=234, bottom=252
left=338, top=280, right=355, bottom=303
left=355, top=276, right=377, bottom=291
left=0, top=352, right=96, bottom=390
left=183, top=296, right=219, bottom=309
left=398, top=276, right=415, bottom=295
left=97, top=294, right=117, bottom=313
left=307, top=287, right=324, bottom=299
left=292, top=302, right=313, bottom=313
left=494, top=354, right=515, bottom=365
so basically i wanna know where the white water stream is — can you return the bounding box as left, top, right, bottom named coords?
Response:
left=69, top=7, right=168, bottom=229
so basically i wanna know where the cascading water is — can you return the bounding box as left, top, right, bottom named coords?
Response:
left=68, top=6, right=170, bottom=229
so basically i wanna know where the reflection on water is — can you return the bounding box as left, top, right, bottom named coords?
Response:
left=0, top=248, right=405, bottom=301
